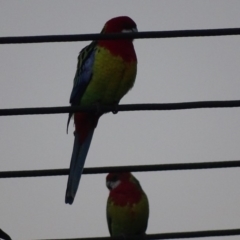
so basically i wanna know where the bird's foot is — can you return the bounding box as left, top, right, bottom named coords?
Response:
left=112, top=103, right=119, bottom=114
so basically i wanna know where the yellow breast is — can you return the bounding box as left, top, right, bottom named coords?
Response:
left=80, top=46, right=137, bottom=106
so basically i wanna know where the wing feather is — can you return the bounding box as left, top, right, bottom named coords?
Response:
left=106, top=198, right=113, bottom=236
left=67, top=42, right=97, bottom=132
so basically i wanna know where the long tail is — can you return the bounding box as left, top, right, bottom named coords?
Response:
left=65, top=128, right=95, bottom=204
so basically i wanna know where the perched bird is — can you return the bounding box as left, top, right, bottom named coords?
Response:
left=106, top=172, right=149, bottom=237
left=65, top=16, right=138, bottom=204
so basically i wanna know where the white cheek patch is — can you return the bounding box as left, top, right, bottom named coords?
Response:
left=111, top=180, right=121, bottom=189
left=122, top=29, right=132, bottom=33
left=122, top=28, right=138, bottom=33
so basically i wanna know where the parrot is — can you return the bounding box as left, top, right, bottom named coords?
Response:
left=106, top=172, right=149, bottom=237
left=65, top=16, right=138, bottom=204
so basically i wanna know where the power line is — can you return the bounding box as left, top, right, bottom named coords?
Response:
left=0, top=160, right=239, bottom=178
left=37, top=228, right=240, bottom=239
left=0, top=28, right=240, bottom=44
left=1, top=100, right=240, bottom=117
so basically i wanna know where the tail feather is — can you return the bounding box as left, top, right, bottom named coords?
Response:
left=65, top=129, right=94, bottom=204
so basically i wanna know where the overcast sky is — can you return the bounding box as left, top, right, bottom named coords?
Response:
left=0, top=1, right=240, bottom=240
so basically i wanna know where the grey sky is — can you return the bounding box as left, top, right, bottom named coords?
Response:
left=0, top=1, right=240, bottom=239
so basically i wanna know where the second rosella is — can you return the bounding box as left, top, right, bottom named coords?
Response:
left=65, top=16, right=138, bottom=204
left=106, top=172, right=149, bottom=237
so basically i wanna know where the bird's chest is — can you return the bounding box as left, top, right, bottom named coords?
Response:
left=80, top=47, right=137, bottom=106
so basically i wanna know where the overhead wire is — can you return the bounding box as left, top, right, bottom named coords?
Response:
left=0, top=28, right=240, bottom=44
left=0, top=160, right=240, bottom=178
left=0, top=100, right=240, bottom=117
left=37, top=228, right=240, bottom=239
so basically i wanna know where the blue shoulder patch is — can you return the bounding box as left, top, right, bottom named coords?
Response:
left=70, top=45, right=96, bottom=105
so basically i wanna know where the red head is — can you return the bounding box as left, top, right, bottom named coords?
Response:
left=102, top=16, right=138, bottom=34
left=106, top=172, right=143, bottom=206
left=99, top=16, right=138, bottom=61
left=106, top=172, right=132, bottom=190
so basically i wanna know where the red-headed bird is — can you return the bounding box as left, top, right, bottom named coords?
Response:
left=106, top=172, right=149, bottom=237
left=65, top=16, right=138, bottom=204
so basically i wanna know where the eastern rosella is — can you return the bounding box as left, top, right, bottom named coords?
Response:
left=65, top=16, right=138, bottom=204
left=106, top=172, right=149, bottom=237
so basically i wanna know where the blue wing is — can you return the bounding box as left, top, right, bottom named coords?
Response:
left=67, top=42, right=96, bottom=132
